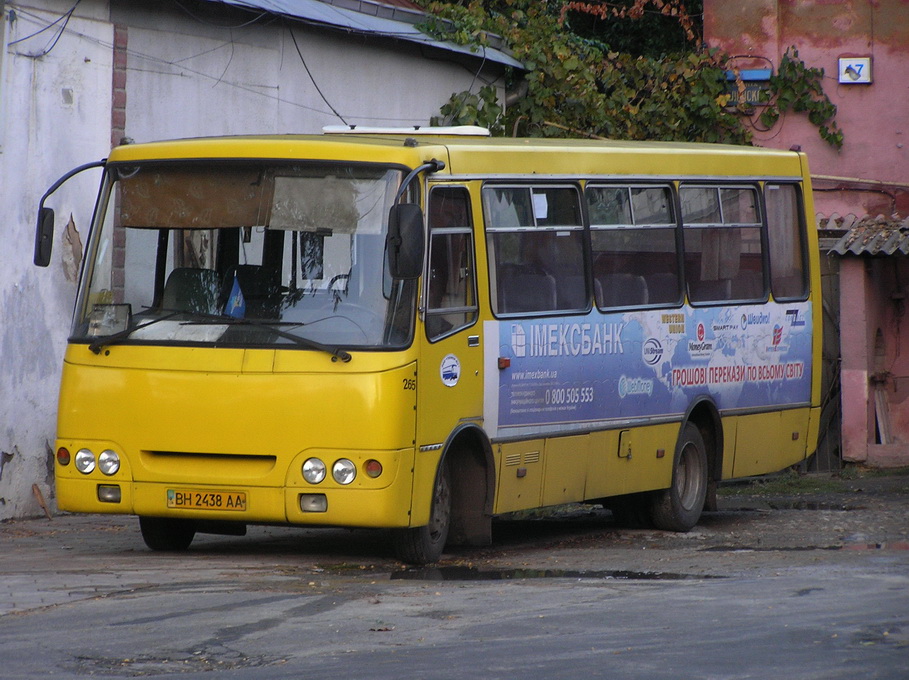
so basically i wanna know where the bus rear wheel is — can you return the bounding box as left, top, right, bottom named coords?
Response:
left=392, top=460, right=451, bottom=565
left=139, top=516, right=196, bottom=551
left=652, top=423, right=708, bottom=532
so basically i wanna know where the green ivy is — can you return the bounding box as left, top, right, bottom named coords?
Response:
left=432, top=84, right=505, bottom=133
left=417, top=2, right=843, bottom=149
left=761, top=47, right=844, bottom=149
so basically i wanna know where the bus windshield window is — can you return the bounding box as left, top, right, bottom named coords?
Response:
left=74, top=162, right=414, bottom=349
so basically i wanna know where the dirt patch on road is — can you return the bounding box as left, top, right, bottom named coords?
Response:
left=439, top=467, right=909, bottom=577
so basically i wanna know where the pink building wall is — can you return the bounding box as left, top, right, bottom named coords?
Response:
left=704, top=0, right=909, bottom=219
left=705, top=1, right=909, bottom=466
left=841, top=256, right=909, bottom=465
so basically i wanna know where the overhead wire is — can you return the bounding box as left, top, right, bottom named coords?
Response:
left=286, top=22, right=348, bottom=126
left=6, top=2, right=494, bottom=125
left=8, top=0, right=82, bottom=58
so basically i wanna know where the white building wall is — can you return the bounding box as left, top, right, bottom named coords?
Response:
left=0, top=1, right=112, bottom=519
left=1, top=0, right=505, bottom=519
left=121, top=11, right=494, bottom=141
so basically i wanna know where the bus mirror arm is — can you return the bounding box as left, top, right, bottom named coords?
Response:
left=34, top=159, right=107, bottom=267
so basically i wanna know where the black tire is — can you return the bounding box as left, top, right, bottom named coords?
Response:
left=139, top=516, right=196, bottom=551
left=652, top=423, right=709, bottom=532
left=393, top=460, right=451, bottom=565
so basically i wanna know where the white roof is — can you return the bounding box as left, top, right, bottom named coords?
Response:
left=322, top=125, right=491, bottom=136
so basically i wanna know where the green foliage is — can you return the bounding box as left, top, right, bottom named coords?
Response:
left=432, top=84, right=504, bottom=133
left=761, top=47, right=844, bottom=149
left=419, top=0, right=748, bottom=143
left=418, top=2, right=842, bottom=149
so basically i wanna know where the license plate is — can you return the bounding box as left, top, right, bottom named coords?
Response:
left=167, top=489, right=247, bottom=511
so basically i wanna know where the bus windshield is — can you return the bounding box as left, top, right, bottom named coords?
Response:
left=75, top=161, right=416, bottom=351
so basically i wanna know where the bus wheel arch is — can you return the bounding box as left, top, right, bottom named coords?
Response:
left=393, top=425, right=494, bottom=565
left=444, top=425, right=495, bottom=548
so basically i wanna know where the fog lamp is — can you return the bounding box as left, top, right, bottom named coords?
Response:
left=332, top=459, right=356, bottom=485
left=74, top=448, right=96, bottom=474
left=97, top=485, right=121, bottom=503
left=299, top=494, right=327, bottom=512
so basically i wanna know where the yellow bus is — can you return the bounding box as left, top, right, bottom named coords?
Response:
left=36, top=128, right=821, bottom=564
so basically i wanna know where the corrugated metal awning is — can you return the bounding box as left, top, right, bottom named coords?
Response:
left=829, top=216, right=909, bottom=257
left=205, top=0, right=525, bottom=69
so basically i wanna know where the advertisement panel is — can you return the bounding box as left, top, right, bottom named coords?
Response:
left=484, top=303, right=812, bottom=434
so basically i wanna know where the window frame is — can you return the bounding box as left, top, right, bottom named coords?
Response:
left=424, top=185, right=479, bottom=341
left=483, top=182, right=588, bottom=318
left=586, top=182, right=683, bottom=310
left=763, top=181, right=810, bottom=302
left=679, top=182, right=768, bottom=306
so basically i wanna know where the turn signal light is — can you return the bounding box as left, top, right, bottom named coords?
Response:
left=364, top=459, right=383, bottom=478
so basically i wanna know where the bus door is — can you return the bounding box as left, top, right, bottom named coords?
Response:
left=412, top=186, right=483, bottom=521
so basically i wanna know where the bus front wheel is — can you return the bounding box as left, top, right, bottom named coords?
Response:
left=652, top=423, right=708, bottom=532
left=392, top=460, right=451, bottom=565
left=139, top=516, right=196, bottom=551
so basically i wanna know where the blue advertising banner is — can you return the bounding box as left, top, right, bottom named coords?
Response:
left=484, top=302, right=812, bottom=433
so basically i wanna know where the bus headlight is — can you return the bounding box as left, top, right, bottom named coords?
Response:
left=74, top=449, right=96, bottom=474
left=302, top=458, right=327, bottom=484
left=332, top=459, right=356, bottom=485
left=98, top=450, right=121, bottom=476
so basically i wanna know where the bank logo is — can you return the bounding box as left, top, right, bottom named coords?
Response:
left=511, top=324, right=526, bottom=358
left=772, top=325, right=783, bottom=346
left=643, top=338, right=663, bottom=366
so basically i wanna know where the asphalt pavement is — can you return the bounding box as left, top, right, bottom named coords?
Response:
left=1, top=471, right=908, bottom=679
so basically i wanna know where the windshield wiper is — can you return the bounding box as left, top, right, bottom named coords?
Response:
left=89, top=309, right=352, bottom=363
left=212, top=316, right=352, bottom=363
left=87, top=311, right=182, bottom=355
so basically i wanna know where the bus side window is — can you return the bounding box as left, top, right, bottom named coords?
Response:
left=681, top=185, right=765, bottom=304
left=485, top=185, right=586, bottom=315
left=587, top=184, right=680, bottom=309
left=425, top=187, right=478, bottom=340
left=765, top=183, right=808, bottom=300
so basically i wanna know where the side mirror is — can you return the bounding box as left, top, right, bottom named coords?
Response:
left=387, top=203, right=424, bottom=280
left=34, top=207, right=55, bottom=267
